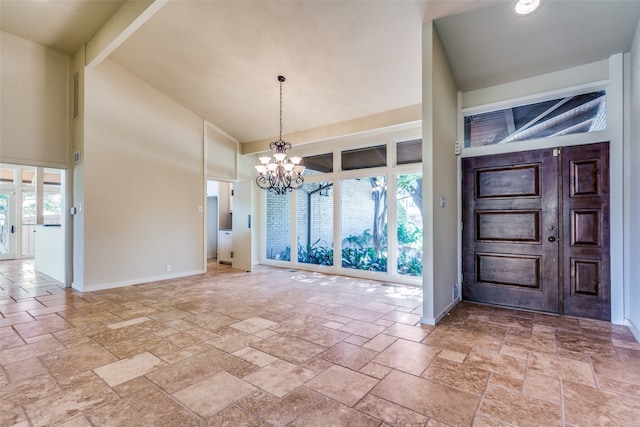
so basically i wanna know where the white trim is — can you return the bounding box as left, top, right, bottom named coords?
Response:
left=460, top=130, right=611, bottom=158
left=626, top=319, right=640, bottom=344
left=461, top=80, right=609, bottom=115
left=72, top=269, right=205, bottom=293
left=422, top=298, right=460, bottom=326
left=608, top=53, right=625, bottom=325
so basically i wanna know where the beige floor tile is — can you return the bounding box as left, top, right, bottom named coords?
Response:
left=183, top=311, right=237, bottom=330
left=106, top=316, right=151, bottom=329
left=306, top=364, right=378, bottom=406
left=355, top=394, right=429, bottom=425
left=564, top=380, right=640, bottom=427
left=230, top=316, right=278, bottom=333
left=0, top=337, right=64, bottom=365
left=527, top=351, right=596, bottom=386
left=259, top=387, right=325, bottom=426
left=359, top=361, right=392, bottom=379
left=381, top=310, right=422, bottom=325
left=206, top=405, right=270, bottom=426
left=338, top=319, right=386, bottom=338
left=1, top=260, right=637, bottom=427
left=146, top=348, right=257, bottom=393
left=383, top=322, right=431, bottom=341
left=24, top=380, right=117, bottom=427
left=371, top=369, right=480, bottom=426
left=289, top=398, right=380, bottom=426
left=317, top=341, right=378, bottom=370
left=422, top=357, right=490, bottom=395
left=373, top=338, right=440, bottom=375
left=173, top=370, right=257, bottom=418
left=251, top=333, right=326, bottom=364
left=464, top=348, right=527, bottom=380
left=592, top=353, right=640, bottom=385
left=479, top=384, right=561, bottom=427
left=93, top=351, right=165, bottom=387
left=523, top=371, right=561, bottom=404
left=597, top=375, right=640, bottom=398
left=1, top=373, right=61, bottom=408
left=89, top=386, right=200, bottom=426
left=233, top=346, right=279, bottom=367
left=112, top=375, right=155, bottom=397
left=104, top=333, right=181, bottom=358
left=3, top=357, right=48, bottom=383
left=236, top=389, right=279, bottom=415
left=423, top=325, right=501, bottom=353
left=208, top=326, right=261, bottom=352
left=363, top=333, right=397, bottom=352
left=244, top=359, right=316, bottom=397
left=40, top=341, right=118, bottom=380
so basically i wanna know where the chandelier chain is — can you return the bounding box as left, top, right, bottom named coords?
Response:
left=279, top=77, right=283, bottom=141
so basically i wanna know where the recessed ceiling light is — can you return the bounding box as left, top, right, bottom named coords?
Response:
left=514, top=0, right=542, bottom=16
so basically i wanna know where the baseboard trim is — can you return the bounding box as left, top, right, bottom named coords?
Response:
left=421, top=298, right=461, bottom=326
left=72, top=269, right=206, bottom=293
left=626, top=318, right=640, bottom=343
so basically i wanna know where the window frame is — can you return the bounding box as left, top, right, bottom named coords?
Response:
left=257, top=130, right=423, bottom=286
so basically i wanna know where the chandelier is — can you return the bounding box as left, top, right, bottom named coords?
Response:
left=255, top=76, right=305, bottom=195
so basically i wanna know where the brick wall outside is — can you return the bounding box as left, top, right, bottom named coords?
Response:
left=266, top=178, right=379, bottom=260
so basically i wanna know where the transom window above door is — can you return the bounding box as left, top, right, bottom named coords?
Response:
left=464, top=90, right=606, bottom=148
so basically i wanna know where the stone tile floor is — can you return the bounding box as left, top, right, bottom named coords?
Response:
left=1, top=259, right=640, bottom=426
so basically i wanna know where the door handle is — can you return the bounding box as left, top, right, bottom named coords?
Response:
left=548, top=236, right=556, bottom=242
left=10, top=225, right=15, bottom=234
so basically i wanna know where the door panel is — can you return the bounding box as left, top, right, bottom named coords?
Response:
left=562, top=143, right=610, bottom=320
left=462, top=143, right=610, bottom=320
left=462, top=148, right=559, bottom=313
left=231, top=181, right=253, bottom=272
left=0, top=191, right=16, bottom=260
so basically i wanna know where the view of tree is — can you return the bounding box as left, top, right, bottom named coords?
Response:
left=397, top=174, right=422, bottom=218
left=369, top=176, right=387, bottom=257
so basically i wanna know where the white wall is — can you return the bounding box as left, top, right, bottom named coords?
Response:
left=0, top=32, right=71, bottom=168
left=421, top=22, right=460, bottom=325
left=628, top=17, right=640, bottom=339
left=75, top=58, right=205, bottom=291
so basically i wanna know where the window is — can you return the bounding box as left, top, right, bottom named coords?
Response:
left=341, top=145, right=387, bottom=170
left=22, top=192, right=36, bottom=256
left=464, top=90, right=606, bottom=147
left=396, top=139, right=422, bottom=165
left=0, top=168, right=14, bottom=184
left=266, top=191, right=291, bottom=261
left=261, top=134, right=423, bottom=285
left=397, top=174, right=423, bottom=277
left=297, top=182, right=333, bottom=266
left=301, top=153, right=333, bottom=175
left=341, top=176, right=387, bottom=272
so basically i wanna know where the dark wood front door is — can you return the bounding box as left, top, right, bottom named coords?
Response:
left=462, top=143, right=610, bottom=320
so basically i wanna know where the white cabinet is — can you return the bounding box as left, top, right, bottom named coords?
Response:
left=218, top=230, right=232, bottom=264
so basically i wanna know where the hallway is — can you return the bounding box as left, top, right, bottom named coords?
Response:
left=1, top=260, right=639, bottom=426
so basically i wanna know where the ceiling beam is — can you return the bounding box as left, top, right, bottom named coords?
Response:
left=85, top=0, right=168, bottom=68
left=241, top=104, right=422, bottom=155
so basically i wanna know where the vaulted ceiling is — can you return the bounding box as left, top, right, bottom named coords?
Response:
left=2, top=0, right=639, bottom=148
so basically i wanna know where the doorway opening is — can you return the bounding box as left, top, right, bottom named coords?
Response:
left=0, top=164, right=66, bottom=285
